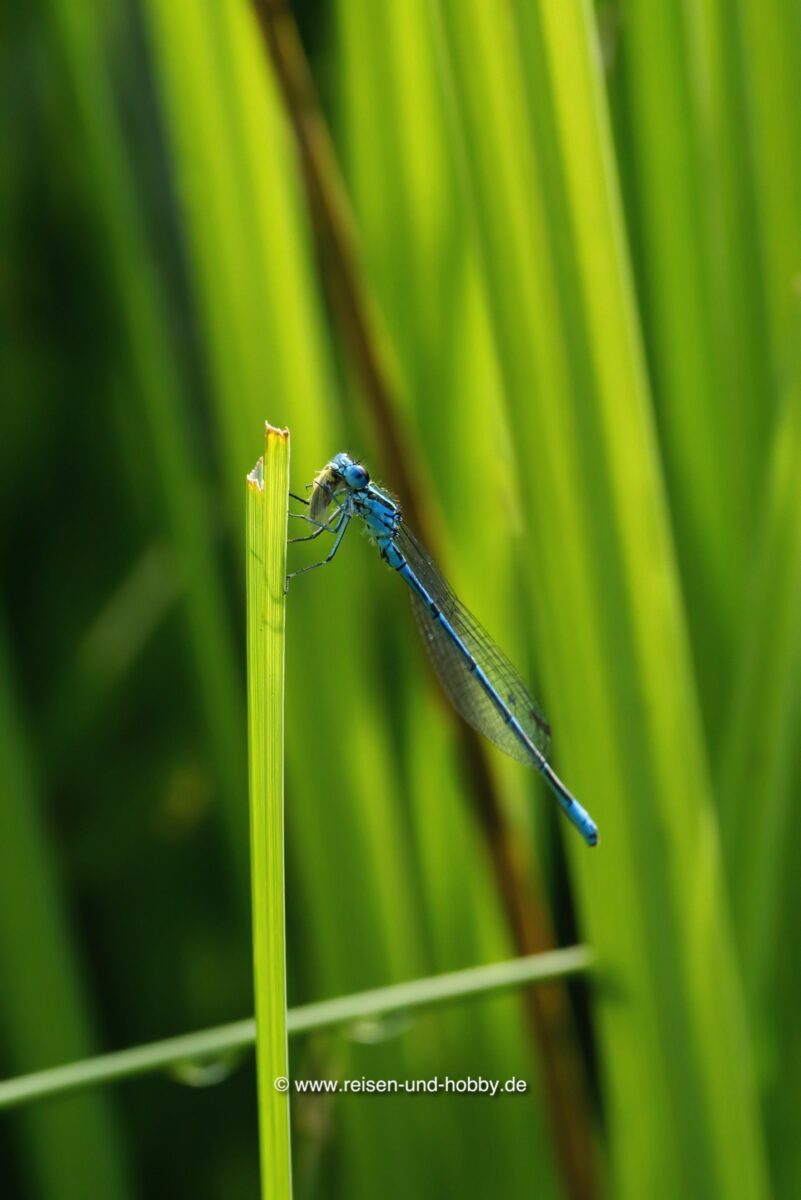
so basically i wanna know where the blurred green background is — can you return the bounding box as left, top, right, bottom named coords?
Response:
left=2, top=1, right=800, bottom=1197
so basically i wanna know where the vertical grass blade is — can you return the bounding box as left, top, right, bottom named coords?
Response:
left=335, top=5, right=592, bottom=1196
left=435, top=1, right=769, bottom=1195
left=722, top=3, right=801, bottom=981
left=720, top=377, right=801, bottom=1004
left=609, top=0, right=771, bottom=733
left=247, top=423, right=292, bottom=1198
left=0, top=619, right=131, bottom=1200
left=735, top=0, right=801, bottom=368
left=45, top=0, right=249, bottom=889
left=725, top=9, right=801, bottom=1190
left=141, top=7, right=462, bottom=1189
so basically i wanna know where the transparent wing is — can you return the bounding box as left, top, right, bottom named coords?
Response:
left=396, top=523, right=551, bottom=762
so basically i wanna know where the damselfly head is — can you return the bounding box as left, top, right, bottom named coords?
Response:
left=309, top=453, right=370, bottom=522
left=332, top=451, right=370, bottom=491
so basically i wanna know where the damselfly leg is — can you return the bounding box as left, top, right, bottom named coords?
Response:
left=285, top=509, right=352, bottom=590
left=287, top=490, right=345, bottom=544
left=288, top=512, right=339, bottom=543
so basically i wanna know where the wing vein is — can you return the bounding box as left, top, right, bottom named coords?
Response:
left=396, top=523, right=551, bottom=762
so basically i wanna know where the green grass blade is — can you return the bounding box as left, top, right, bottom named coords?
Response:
left=0, top=620, right=131, bottom=1200
left=435, top=1, right=769, bottom=1195
left=44, top=0, right=249, bottom=887
left=336, top=6, right=591, bottom=1196
left=720, top=378, right=801, bottom=1004
left=721, top=2, right=801, bottom=952
left=735, top=0, right=801, bottom=367
left=247, top=424, right=292, bottom=1198
left=0, top=946, right=592, bottom=1112
left=138, top=6, right=454, bottom=1191
left=608, top=0, right=771, bottom=734
left=724, top=8, right=801, bottom=1189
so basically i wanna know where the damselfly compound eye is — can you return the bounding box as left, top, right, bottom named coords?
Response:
left=346, top=464, right=369, bottom=489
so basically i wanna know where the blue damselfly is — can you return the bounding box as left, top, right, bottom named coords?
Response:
left=288, top=453, right=598, bottom=847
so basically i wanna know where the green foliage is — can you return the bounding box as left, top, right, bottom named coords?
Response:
left=0, top=625, right=131, bottom=1200
left=1, top=0, right=800, bottom=1197
left=436, top=3, right=766, bottom=1196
